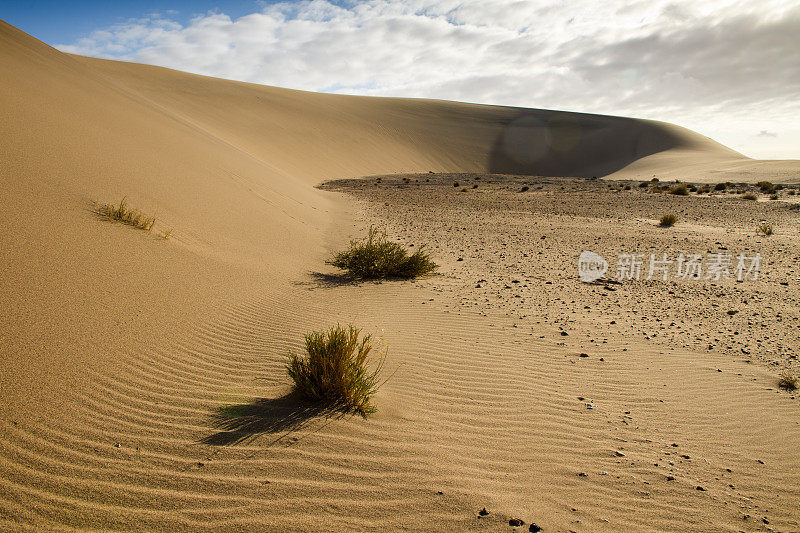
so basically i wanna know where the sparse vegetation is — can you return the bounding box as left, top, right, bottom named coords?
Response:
left=97, top=197, right=155, bottom=230
left=742, top=192, right=758, bottom=200
left=757, top=181, right=776, bottom=193
left=770, top=193, right=779, bottom=200
left=778, top=371, right=798, bottom=391
left=328, top=226, right=438, bottom=279
left=756, top=223, right=774, bottom=236
left=669, top=184, right=689, bottom=196
left=714, top=182, right=728, bottom=191
left=659, top=214, right=678, bottom=227
left=287, top=324, right=385, bottom=416
left=520, top=186, right=530, bottom=192
left=453, top=181, right=460, bottom=187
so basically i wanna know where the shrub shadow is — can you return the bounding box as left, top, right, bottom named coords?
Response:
left=294, top=271, right=361, bottom=289
left=201, top=391, right=342, bottom=446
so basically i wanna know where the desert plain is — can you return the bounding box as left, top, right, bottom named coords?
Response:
left=1, top=18, right=800, bottom=532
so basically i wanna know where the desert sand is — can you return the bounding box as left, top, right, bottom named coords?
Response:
left=1, top=19, right=799, bottom=531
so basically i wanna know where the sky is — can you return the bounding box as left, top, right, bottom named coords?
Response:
left=4, top=0, right=799, bottom=159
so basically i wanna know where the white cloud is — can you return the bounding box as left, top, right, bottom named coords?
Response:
left=56, top=0, right=800, bottom=159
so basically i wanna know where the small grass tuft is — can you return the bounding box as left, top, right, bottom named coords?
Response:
left=756, top=222, right=774, bottom=236
left=659, top=214, right=678, bottom=227
left=778, top=372, right=798, bottom=391
left=287, top=324, right=385, bottom=416
left=328, top=226, right=438, bottom=279
left=669, top=184, right=689, bottom=196
left=742, top=192, right=758, bottom=201
left=97, top=197, right=156, bottom=230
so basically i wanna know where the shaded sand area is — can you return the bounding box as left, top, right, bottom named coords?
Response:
left=2, top=18, right=800, bottom=531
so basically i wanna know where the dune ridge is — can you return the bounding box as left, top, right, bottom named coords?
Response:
left=1, top=19, right=799, bottom=531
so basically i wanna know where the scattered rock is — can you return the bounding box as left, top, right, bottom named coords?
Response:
left=509, top=518, right=524, bottom=526
left=478, top=507, right=489, bottom=516
left=529, top=524, right=542, bottom=532
left=696, top=486, right=706, bottom=491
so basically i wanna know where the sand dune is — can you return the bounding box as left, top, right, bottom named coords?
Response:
left=1, top=19, right=799, bottom=531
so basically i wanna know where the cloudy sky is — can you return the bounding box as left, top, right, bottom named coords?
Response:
left=6, top=0, right=799, bottom=159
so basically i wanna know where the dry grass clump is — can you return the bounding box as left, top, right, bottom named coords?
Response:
left=659, top=214, right=678, bottom=227
left=97, top=197, right=155, bottom=230
left=756, top=223, right=774, bottom=236
left=669, top=184, right=689, bottom=195
left=742, top=192, right=758, bottom=201
left=778, top=372, right=798, bottom=391
left=328, top=226, right=438, bottom=279
left=287, top=324, right=385, bottom=416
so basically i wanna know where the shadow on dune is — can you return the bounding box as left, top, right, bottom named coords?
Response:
left=487, top=109, right=694, bottom=177
left=294, top=272, right=408, bottom=289
left=201, top=391, right=343, bottom=446
left=292, top=271, right=360, bottom=289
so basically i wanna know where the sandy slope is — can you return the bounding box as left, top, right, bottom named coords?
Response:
left=1, top=18, right=799, bottom=531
